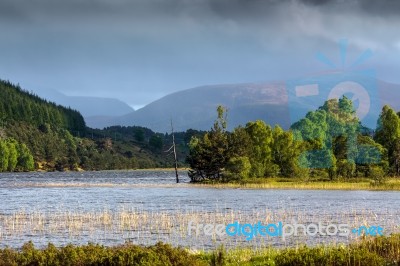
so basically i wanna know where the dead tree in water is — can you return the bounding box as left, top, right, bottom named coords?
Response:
left=165, top=120, right=179, bottom=183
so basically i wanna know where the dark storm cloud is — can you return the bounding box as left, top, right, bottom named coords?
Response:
left=299, top=0, right=400, bottom=15
left=358, top=0, right=400, bottom=15
left=1, top=0, right=399, bottom=22
left=204, top=0, right=400, bottom=18
left=0, top=0, right=399, bottom=108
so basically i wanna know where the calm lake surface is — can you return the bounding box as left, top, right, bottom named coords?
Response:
left=0, top=170, right=399, bottom=250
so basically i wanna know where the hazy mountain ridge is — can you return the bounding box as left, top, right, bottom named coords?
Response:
left=87, top=83, right=290, bottom=132
left=85, top=80, right=400, bottom=133
left=32, top=88, right=134, bottom=117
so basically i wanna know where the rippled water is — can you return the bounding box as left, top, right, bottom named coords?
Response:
left=0, top=170, right=399, bottom=250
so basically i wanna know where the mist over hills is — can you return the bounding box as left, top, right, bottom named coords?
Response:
left=32, top=88, right=134, bottom=118
left=85, top=79, right=400, bottom=133
left=113, top=83, right=290, bottom=132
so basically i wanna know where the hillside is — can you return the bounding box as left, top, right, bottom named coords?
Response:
left=0, top=79, right=192, bottom=171
left=32, top=87, right=134, bottom=117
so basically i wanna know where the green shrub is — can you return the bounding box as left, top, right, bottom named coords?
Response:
left=210, top=246, right=226, bottom=266
left=1, top=235, right=400, bottom=266
left=0, top=242, right=206, bottom=266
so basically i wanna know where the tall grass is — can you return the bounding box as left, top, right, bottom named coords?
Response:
left=194, top=178, right=400, bottom=190
left=1, top=207, right=398, bottom=251
left=205, top=234, right=400, bottom=265
left=9, top=177, right=400, bottom=190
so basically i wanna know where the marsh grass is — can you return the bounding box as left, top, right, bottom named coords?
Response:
left=205, top=234, right=400, bottom=265
left=194, top=178, right=400, bottom=191
left=9, top=177, right=400, bottom=190
left=0, top=207, right=398, bottom=251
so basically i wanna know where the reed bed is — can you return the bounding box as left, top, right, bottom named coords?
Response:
left=8, top=182, right=193, bottom=188
left=0, top=207, right=398, bottom=251
left=6, top=178, right=400, bottom=190
left=193, top=178, right=400, bottom=190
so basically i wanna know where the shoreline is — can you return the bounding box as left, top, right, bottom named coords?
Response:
left=191, top=178, right=400, bottom=191
left=2, top=169, right=400, bottom=191
left=35, top=167, right=190, bottom=172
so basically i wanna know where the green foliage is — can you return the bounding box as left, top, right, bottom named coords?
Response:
left=16, top=143, right=34, bottom=171
left=375, top=105, right=400, bottom=147
left=3, top=120, right=196, bottom=171
left=0, top=242, right=206, bottom=266
left=336, top=159, right=356, bottom=179
left=134, top=128, right=145, bottom=142
left=369, top=166, right=387, bottom=186
left=188, top=97, right=394, bottom=183
left=210, top=246, right=226, bottom=266
left=188, top=106, right=230, bottom=182
left=225, top=156, right=251, bottom=181
left=187, top=109, right=308, bottom=182
left=5, top=123, right=137, bottom=171
left=273, top=246, right=385, bottom=266
left=0, top=140, right=9, bottom=171
left=149, top=135, right=163, bottom=151
left=0, top=79, right=204, bottom=172
left=6, top=138, right=18, bottom=171
left=375, top=105, right=400, bottom=176
left=0, top=138, right=35, bottom=172
left=272, top=126, right=304, bottom=177
left=0, top=79, right=86, bottom=132
left=202, top=234, right=400, bottom=266
left=1, top=235, right=400, bottom=266
left=245, top=120, right=275, bottom=177
left=292, top=96, right=388, bottom=180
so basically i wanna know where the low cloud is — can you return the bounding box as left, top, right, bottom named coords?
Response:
left=0, top=0, right=399, bottom=107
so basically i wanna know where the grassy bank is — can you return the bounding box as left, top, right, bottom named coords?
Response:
left=203, top=233, right=400, bottom=265
left=1, top=234, right=399, bottom=265
left=193, top=177, right=400, bottom=191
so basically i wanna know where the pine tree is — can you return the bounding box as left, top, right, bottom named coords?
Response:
left=375, top=105, right=400, bottom=175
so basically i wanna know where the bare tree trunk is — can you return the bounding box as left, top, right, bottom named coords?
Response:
left=171, top=120, right=179, bottom=183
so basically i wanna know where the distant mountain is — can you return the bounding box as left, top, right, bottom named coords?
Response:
left=32, top=88, right=134, bottom=117
left=85, top=115, right=118, bottom=129
left=86, top=80, right=400, bottom=132
left=116, top=83, right=290, bottom=132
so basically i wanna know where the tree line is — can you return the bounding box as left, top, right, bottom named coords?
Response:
left=187, top=97, right=400, bottom=182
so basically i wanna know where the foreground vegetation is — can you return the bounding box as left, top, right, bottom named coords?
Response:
left=1, top=234, right=399, bottom=265
left=207, top=233, right=400, bottom=265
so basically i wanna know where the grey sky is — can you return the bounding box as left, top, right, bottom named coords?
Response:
left=0, top=0, right=399, bottom=109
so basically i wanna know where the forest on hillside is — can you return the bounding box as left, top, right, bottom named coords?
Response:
left=0, top=79, right=202, bottom=171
